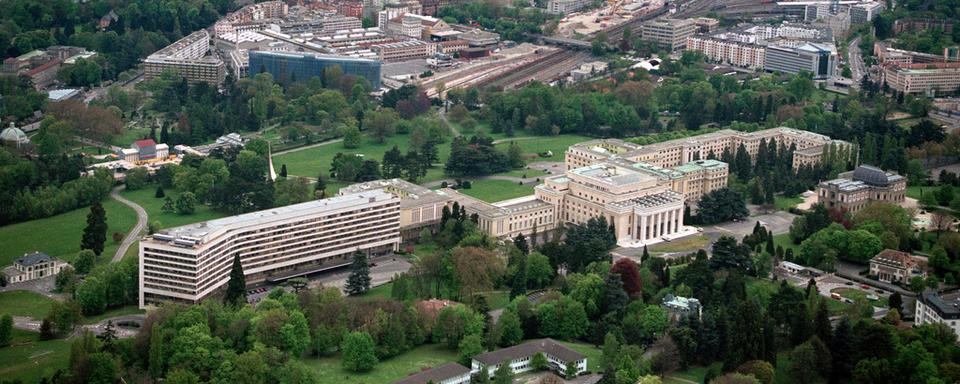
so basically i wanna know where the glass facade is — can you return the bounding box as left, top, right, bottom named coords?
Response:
left=248, top=51, right=381, bottom=89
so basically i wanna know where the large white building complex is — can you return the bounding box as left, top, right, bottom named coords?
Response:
left=916, top=290, right=960, bottom=338
left=144, top=30, right=226, bottom=85
left=139, top=191, right=401, bottom=307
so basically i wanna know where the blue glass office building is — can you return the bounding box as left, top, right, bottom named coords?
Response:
left=248, top=51, right=381, bottom=89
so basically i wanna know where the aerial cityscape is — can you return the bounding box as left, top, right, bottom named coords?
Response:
left=1, top=0, right=960, bottom=383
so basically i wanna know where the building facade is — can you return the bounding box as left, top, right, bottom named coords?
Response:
left=817, top=165, right=907, bottom=213
left=2, top=252, right=70, bottom=284
left=869, top=249, right=926, bottom=284
left=248, top=50, right=381, bottom=89
left=139, top=191, right=401, bottom=307
left=883, top=62, right=960, bottom=96
left=763, top=42, right=838, bottom=79
left=642, top=18, right=696, bottom=51
left=686, top=36, right=766, bottom=69
left=144, top=30, right=226, bottom=85
left=916, top=290, right=960, bottom=338
left=339, top=178, right=453, bottom=240
left=546, top=0, right=593, bottom=14
left=850, top=2, right=885, bottom=24
left=471, top=339, right=587, bottom=377
left=371, top=39, right=437, bottom=62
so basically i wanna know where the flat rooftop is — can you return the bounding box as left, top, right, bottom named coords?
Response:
left=571, top=164, right=656, bottom=187
left=150, top=190, right=396, bottom=244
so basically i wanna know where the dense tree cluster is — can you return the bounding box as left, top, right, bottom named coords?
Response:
left=445, top=135, right=512, bottom=176
left=436, top=2, right=558, bottom=43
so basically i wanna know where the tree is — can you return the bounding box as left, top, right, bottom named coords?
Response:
left=695, top=188, right=748, bottom=225
left=87, top=352, right=121, bottom=384
left=73, top=249, right=97, bottom=274
left=888, top=292, right=903, bottom=313
left=496, top=310, right=524, bottom=347
left=525, top=252, right=554, bottom=289
left=341, top=332, right=378, bottom=372
left=538, top=296, right=590, bottom=339
left=345, top=250, right=371, bottom=295
left=521, top=351, right=545, bottom=371
left=513, top=232, right=529, bottom=255
left=601, top=331, right=620, bottom=373
left=39, top=318, right=55, bottom=340
left=342, top=125, right=362, bottom=149
left=0, top=314, right=11, bottom=347
left=81, top=200, right=108, bottom=256
left=611, top=258, right=642, bottom=300
left=155, top=186, right=166, bottom=198
left=494, top=359, right=514, bottom=384
left=224, top=254, right=246, bottom=305
left=125, top=168, right=149, bottom=190
left=709, top=236, right=753, bottom=272
left=458, top=334, right=484, bottom=365
left=367, top=108, right=399, bottom=143
left=175, top=192, right=197, bottom=215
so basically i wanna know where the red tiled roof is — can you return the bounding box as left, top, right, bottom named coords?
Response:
left=23, top=58, right=62, bottom=77
left=134, top=139, right=157, bottom=148
left=872, top=249, right=916, bottom=269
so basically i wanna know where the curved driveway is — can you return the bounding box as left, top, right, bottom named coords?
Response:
left=110, top=185, right=147, bottom=262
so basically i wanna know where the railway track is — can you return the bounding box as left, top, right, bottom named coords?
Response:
left=478, top=49, right=584, bottom=90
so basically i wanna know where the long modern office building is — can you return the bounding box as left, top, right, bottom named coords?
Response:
left=145, top=30, right=226, bottom=85
left=248, top=50, right=381, bottom=88
left=139, top=191, right=400, bottom=307
left=883, top=62, right=960, bottom=96
left=763, top=42, right=838, bottom=79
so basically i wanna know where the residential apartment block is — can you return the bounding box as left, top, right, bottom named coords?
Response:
left=916, top=290, right=960, bottom=338
left=144, top=30, right=226, bottom=85
left=850, top=2, right=885, bottom=24
left=816, top=165, right=907, bottom=213
left=883, top=62, right=960, bottom=96
left=471, top=339, right=587, bottom=377
left=546, top=0, right=593, bottom=14
left=686, top=36, right=766, bottom=69
left=213, top=1, right=289, bottom=37
left=642, top=18, right=697, bottom=51
left=139, top=191, right=401, bottom=307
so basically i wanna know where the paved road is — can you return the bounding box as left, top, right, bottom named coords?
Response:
left=421, top=174, right=542, bottom=188
left=271, top=137, right=343, bottom=156
left=13, top=314, right=145, bottom=339
left=110, top=185, right=147, bottom=262
left=848, top=36, right=865, bottom=88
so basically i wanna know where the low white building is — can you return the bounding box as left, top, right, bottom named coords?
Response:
left=3, top=252, right=70, bottom=284
left=471, top=339, right=587, bottom=377
left=916, top=290, right=960, bottom=337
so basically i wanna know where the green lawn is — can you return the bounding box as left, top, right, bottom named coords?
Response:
left=80, top=305, right=145, bottom=324
left=773, top=233, right=800, bottom=256
left=457, top=179, right=535, bottom=203
left=0, top=291, right=56, bottom=319
left=300, top=343, right=459, bottom=384
left=649, top=235, right=710, bottom=254
left=0, top=197, right=137, bottom=266
left=0, top=329, right=72, bottom=383
left=482, top=290, right=510, bottom=310
left=360, top=282, right=394, bottom=300
left=907, top=184, right=938, bottom=200
left=494, top=168, right=549, bottom=178
left=493, top=135, right=592, bottom=164
left=556, top=341, right=603, bottom=372
left=665, top=363, right=722, bottom=384
left=774, top=195, right=803, bottom=211
left=272, top=134, right=453, bottom=182
left=831, top=287, right=888, bottom=308
left=120, top=185, right=228, bottom=228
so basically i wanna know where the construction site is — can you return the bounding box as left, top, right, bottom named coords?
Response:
left=555, top=0, right=666, bottom=38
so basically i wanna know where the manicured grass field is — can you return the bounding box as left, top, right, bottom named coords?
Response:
left=457, top=179, right=535, bottom=203
left=556, top=341, right=603, bottom=372
left=0, top=329, right=72, bottom=383
left=495, top=168, right=549, bottom=178
left=272, top=134, right=453, bottom=182
left=0, top=197, right=137, bottom=266
left=649, top=235, right=710, bottom=254
left=907, top=184, right=939, bottom=200
left=831, top=287, right=888, bottom=308
left=773, top=233, right=800, bottom=256
left=80, top=305, right=145, bottom=324
left=300, top=343, right=459, bottom=384
left=120, top=185, right=228, bottom=228
left=0, top=291, right=56, bottom=319
left=774, top=195, right=803, bottom=211
left=664, top=362, right=722, bottom=384
left=360, top=282, right=394, bottom=300
left=493, top=135, right=593, bottom=164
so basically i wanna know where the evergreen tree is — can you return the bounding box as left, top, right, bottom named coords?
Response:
left=161, top=196, right=174, bottom=213
left=315, top=172, right=327, bottom=198
left=510, top=253, right=527, bottom=299
left=642, top=245, right=650, bottom=263
left=0, top=314, right=11, bottom=347
left=830, top=317, right=855, bottom=379
left=345, top=250, right=372, bottom=295
left=160, top=123, right=170, bottom=143
left=81, top=200, right=107, bottom=256
left=279, top=164, right=288, bottom=178
left=813, top=300, right=832, bottom=344
left=888, top=292, right=903, bottom=313
left=39, top=318, right=55, bottom=340
left=155, top=186, right=165, bottom=198
left=513, top=233, right=529, bottom=255
left=224, top=254, right=247, bottom=305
